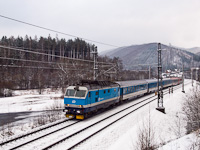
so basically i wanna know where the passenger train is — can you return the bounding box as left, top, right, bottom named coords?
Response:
left=63, top=78, right=182, bottom=120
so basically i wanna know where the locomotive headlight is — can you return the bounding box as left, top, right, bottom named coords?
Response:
left=79, top=105, right=83, bottom=108
left=77, top=110, right=81, bottom=113
left=63, top=109, right=68, bottom=112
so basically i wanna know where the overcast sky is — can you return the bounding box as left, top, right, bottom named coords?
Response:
left=0, top=0, right=200, bottom=52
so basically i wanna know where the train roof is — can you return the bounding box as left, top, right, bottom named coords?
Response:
left=78, top=80, right=119, bottom=90
left=145, top=78, right=171, bottom=83
left=116, top=80, right=148, bottom=87
left=116, top=78, right=173, bottom=87
left=76, top=78, right=178, bottom=90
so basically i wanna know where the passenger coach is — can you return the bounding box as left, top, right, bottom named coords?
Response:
left=63, top=78, right=181, bottom=120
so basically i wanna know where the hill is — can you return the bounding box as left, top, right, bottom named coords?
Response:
left=100, top=43, right=200, bottom=70
left=186, top=47, right=200, bottom=54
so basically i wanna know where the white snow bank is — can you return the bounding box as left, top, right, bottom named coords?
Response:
left=0, top=88, right=64, bottom=113
left=108, top=80, right=197, bottom=150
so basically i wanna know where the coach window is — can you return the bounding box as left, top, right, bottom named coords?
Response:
left=108, top=89, right=110, bottom=93
left=104, top=90, right=106, bottom=94
left=114, top=89, right=116, bottom=92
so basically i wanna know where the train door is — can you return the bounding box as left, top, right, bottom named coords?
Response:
left=95, top=90, right=99, bottom=103
left=119, top=88, right=123, bottom=102
left=87, top=91, right=92, bottom=105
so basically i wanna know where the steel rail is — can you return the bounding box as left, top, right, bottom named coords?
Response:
left=42, top=83, right=186, bottom=150
left=0, top=119, right=79, bottom=149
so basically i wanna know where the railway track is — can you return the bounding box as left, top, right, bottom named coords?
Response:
left=43, top=83, right=188, bottom=150
left=0, top=119, right=80, bottom=149
left=0, top=83, right=187, bottom=150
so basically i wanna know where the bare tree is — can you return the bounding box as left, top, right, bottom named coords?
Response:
left=135, top=116, right=157, bottom=150
left=182, top=86, right=200, bottom=133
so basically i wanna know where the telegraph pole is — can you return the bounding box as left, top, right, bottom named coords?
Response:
left=196, top=68, right=199, bottom=82
left=191, top=68, right=193, bottom=86
left=156, top=43, right=165, bottom=113
left=182, top=64, right=185, bottom=93
left=92, top=46, right=98, bottom=80
left=149, top=66, right=151, bottom=79
left=191, top=56, right=194, bottom=86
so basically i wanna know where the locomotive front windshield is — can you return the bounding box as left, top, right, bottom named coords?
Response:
left=75, top=90, right=86, bottom=97
left=66, top=89, right=75, bottom=96
left=65, top=89, right=86, bottom=98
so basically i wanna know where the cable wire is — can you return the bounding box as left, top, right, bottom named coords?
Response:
left=0, top=14, right=120, bottom=48
left=0, top=64, right=93, bottom=71
left=0, top=45, right=114, bottom=65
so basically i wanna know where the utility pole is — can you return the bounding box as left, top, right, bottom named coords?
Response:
left=149, top=66, right=151, bottom=79
left=191, top=56, right=194, bottom=86
left=182, top=64, right=185, bottom=93
left=156, top=43, right=165, bottom=113
left=191, top=68, right=193, bottom=86
left=196, top=68, right=199, bottom=82
left=92, top=46, right=98, bottom=80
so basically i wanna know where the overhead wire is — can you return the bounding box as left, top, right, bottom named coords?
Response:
left=0, top=45, right=114, bottom=65
left=0, top=57, right=112, bottom=69
left=0, top=14, right=120, bottom=48
left=0, top=57, right=90, bottom=67
left=0, top=64, right=92, bottom=71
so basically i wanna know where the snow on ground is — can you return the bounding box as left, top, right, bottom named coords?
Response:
left=0, top=80, right=199, bottom=149
left=0, top=88, right=65, bottom=142
left=76, top=79, right=199, bottom=150
left=0, top=88, right=64, bottom=113
left=160, top=132, right=200, bottom=150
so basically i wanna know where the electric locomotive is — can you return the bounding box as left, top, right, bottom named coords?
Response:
left=63, top=78, right=181, bottom=120
left=63, top=80, right=120, bottom=120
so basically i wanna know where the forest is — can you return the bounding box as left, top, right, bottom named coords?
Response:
left=0, top=35, right=150, bottom=97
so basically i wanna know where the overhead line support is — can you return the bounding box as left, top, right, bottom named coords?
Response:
left=156, top=43, right=165, bottom=114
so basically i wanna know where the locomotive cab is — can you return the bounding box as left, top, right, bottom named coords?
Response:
left=63, top=86, right=88, bottom=119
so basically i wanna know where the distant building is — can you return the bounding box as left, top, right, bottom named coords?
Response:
left=162, top=69, right=182, bottom=78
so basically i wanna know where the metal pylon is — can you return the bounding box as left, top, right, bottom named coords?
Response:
left=92, top=46, right=98, bottom=80
left=156, top=43, right=165, bottom=113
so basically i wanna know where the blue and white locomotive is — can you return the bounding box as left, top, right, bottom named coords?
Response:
left=63, top=78, right=181, bottom=120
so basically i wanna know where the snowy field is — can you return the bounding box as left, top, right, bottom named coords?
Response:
left=0, top=88, right=64, bottom=113
left=77, top=79, right=199, bottom=150
left=0, top=88, right=65, bottom=142
left=0, top=80, right=199, bottom=149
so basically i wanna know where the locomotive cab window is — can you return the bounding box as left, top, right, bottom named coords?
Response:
left=75, top=90, right=86, bottom=97
left=65, top=89, right=86, bottom=97
left=65, top=89, right=75, bottom=97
